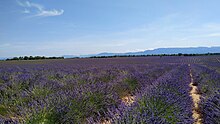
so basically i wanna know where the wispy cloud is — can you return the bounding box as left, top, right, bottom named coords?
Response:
left=71, top=13, right=220, bottom=51
left=17, top=0, right=64, bottom=17
left=22, top=9, right=30, bottom=14
left=206, top=33, right=220, bottom=37
left=0, top=43, right=11, bottom=48
left=35, top=9, right=64, bottom=17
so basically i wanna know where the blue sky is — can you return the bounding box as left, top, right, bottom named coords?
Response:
left=1, top=0, right=220, bottom=57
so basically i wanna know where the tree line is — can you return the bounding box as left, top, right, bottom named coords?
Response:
left=89, top=53, right=220, bottom=58
left=6, top=56, right=64, bottom=61
left=4, top=53, right=220, bottom=61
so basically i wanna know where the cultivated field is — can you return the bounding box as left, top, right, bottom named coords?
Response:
left=0, top=56, right=219, bottom=124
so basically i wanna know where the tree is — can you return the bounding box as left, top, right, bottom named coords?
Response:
left=178, top=53, right=183, bottom=56
left=24, top=56, right=29, bottom=60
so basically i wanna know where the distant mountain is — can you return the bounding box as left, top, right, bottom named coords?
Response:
left=124, top=46, right=220, bottom=55
left=62, top=55, right=79, bottom=58
left=0, top=57, right=8, bottom=60
left=63, top=46, right=220, bottom=58
left=62, top=54, right=98, bottom=58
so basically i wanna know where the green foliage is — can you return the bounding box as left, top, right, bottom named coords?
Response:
left=18, top=82, right=30, bottom=91
left=31, top=86, right=52, bottom=98
left=115, top=77, right=138, bottom=98
left=0, top=79, right=4, bottom=85
left=66, top=92, right=116, bottom=123
left=0, top=104, right=18, bottom=120
left=26, top=109, right=59, bottom=124
left=114, top=87, right=130, bottom=98
left=124, top=78, right=138, bottom=91
left=137, top=96, right=180, bottom=124
left=0, top=105, right=8, bottom=117
left=48, top=74, right=64, bottom=81
left=99, top=74, right=114, bottom=83
left=77, top=79, right=87, bottom=85
left=14, top=96, right=31, bottom=106
left=201, top=85, right=208, bottom=93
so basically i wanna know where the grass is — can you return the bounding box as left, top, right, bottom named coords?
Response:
left=0, top=105, right=8, bottom=117
left=0, top=79, right=4, bottom=85
left=26, top=108, right=59, bottom=124
left=137, top=96, right=180, bottom=124
left=66, top=91, right=117, bottom=123
left=31, top=86, right=52, bottom=98
left=115, top=77, right=139, bottom=98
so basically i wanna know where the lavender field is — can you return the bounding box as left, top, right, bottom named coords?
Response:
left=0, top=56, right=219, bottom=124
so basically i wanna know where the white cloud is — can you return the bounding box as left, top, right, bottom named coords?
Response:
left=206, top=33, right=220, bottom=37
left=34, top=9, right=64, bottom=17
left=22, top=9, right=30, bottom=14
left=17, top=0, right=64, bottom=17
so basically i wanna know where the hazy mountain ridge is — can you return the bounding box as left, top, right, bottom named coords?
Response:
left=0, top=57, right=9, bottom=60
left=63, top=46, right=220, bottom=58
left=2, top=47, right=220, bottom=60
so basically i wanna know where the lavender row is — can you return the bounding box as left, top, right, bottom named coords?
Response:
left=109, top=65, right=194, bottom=124
left=191, top=64, right=220, bottom=124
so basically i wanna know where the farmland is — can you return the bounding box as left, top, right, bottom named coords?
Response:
left=0, top=56, right=219, bottom=124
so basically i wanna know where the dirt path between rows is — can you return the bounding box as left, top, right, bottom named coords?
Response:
left=216, top=58, right=220, bottom=63
left=121, top=94, right=136, bottom=106
left=100, top=95, right=135, bottom=124
left=188, top=64, right=203, bottom=124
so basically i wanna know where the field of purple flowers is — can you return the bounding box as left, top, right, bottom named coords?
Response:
left=0, top=56, right=219, bottom=124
